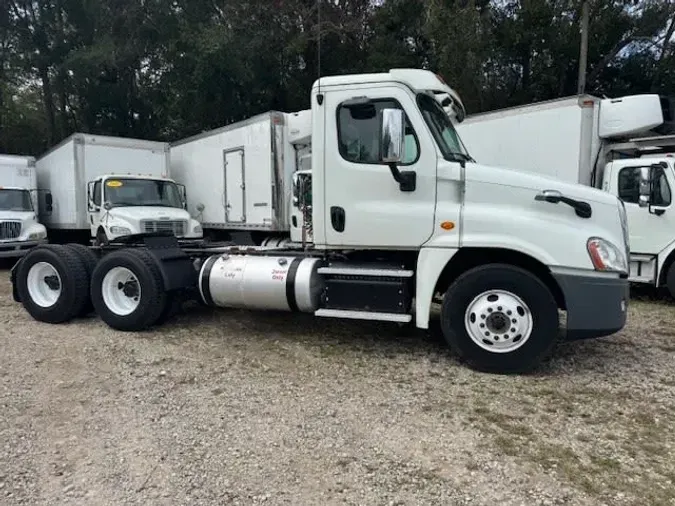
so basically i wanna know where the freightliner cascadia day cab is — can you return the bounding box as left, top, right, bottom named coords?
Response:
left=456, top=94, right=675, bottom=296
left=11, top=69, right=629, bottom=373
left=35, top=133, right=203, bottom=245
left=0, top=155, right=50, bottom=257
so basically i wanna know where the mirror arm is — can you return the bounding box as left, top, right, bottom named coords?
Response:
left=387, top=162, right=404, bottom=183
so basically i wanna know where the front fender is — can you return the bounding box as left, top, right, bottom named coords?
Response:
left=415, top=247, right=458, bottom=329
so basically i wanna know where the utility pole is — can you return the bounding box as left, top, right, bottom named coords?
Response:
left=577, top=0, right=590, bottom=95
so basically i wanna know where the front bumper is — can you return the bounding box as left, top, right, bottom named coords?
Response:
left=553, top=271, right=629, bottom=340
left=0, top=239, right=47, bottom=258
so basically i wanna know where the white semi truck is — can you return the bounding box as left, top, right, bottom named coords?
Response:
left=36, top=133, right=203, bottom=245
left=0, top=154, right=49, bottom=257
left=456, top=94, right=675, bottom=296
left=11, top=69, right=629, bottom=374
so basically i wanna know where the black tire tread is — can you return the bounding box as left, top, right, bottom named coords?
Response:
left=64, top=244, right=99, bottom=316
left=16, top=244, right=89, bottom=324
left=441, top=263, right=559, bottom=374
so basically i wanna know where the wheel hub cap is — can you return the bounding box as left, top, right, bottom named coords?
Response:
left=26, top=262, right=62, bottom=308
left=464, top=289, right=534, bottom=353
left=102, top=267, right=141, bottom=316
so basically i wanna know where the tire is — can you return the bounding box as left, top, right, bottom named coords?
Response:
left=64, top=244, right=99, bottom=316
left=441, top=263, right=559, bottom=374
left=90, top=248, right=167, bottom=331
left=665, top=262, right=675, bottom=299
left=15, top=244, right=89, bottom=324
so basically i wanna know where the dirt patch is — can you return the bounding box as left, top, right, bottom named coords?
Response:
left=1, top=271, right=674, bottom=505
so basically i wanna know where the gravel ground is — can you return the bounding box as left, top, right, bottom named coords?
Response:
left=1, top=266, right=675, bottom=506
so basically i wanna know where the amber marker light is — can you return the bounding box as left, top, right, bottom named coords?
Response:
left=440, top=221, right=455, bottom=230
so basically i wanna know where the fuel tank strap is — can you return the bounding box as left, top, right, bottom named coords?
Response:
left=285, top=257, right=303, bottom=312
left=199, top=255, right=218, bottom=307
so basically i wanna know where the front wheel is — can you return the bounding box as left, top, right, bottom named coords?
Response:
left=441, top=264, right=559, bottom=374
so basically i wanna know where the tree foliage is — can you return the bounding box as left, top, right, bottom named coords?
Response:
left=0, top=0, right=673, bottom=155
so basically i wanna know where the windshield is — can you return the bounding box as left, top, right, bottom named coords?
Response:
left=417, top=93, right=471, bottom=162
left=103, top=178, right=183, bottom=208
left=0, top=189, right=33, bottom=212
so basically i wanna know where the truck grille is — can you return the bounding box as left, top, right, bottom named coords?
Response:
left=141, top=220, right=187, bottom=237
left=0, top=221, right=21, bottom=240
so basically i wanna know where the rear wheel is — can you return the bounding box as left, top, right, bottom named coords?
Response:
left=90, top=248, right=167, bottom=331
left=441, top=263, right=559, bottom=374
left=64, top=244, right=99, bottom=316
left=16, top=245, right=89, bottom=324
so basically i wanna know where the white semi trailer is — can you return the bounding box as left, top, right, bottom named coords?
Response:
left=36, top=133, right=203, bottom=245
left=0, top=154, right=49, bottom=257
left=11, top=69, right=630, bottom=374
left=456, top=94, right=675, bottom=296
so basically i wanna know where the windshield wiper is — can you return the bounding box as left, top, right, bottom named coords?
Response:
left=448, top=152, right=475, bottom=164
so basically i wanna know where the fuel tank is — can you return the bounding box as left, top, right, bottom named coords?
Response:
left=198, top=254, right=324, bottom=312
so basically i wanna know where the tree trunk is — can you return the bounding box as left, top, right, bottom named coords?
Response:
left=39, top=65, right=56, bottom=145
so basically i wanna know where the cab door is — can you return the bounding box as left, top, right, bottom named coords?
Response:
left=322, top=85, right=437, bottom=248
left=612, top=161, right=675, bottom=255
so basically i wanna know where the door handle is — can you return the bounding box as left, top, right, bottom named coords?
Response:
left=330, top=206, right=345, bottom=232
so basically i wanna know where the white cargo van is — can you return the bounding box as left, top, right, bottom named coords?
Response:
left=456, top=94, right=675, bottom=295
left=36, top=133, right=203, bottom=245
left=0, top=155, right=49, bottom=257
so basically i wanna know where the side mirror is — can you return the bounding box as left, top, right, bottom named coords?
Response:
left=638, top=166, right=653, bottom=208
left=379, top=108, right=406, bottom=164
left=292, top=172, right=300, bottom=207
left=176, top=183, right=188, bottom=210
left=378, top=108, right=416, bottom=192
left=103, top=201, right=112, bottom=211
left=44, top=191, right=53, bottom=214
left=87, top=181, right=99, bottom=211
left=196, top=203, right=205, bottom=213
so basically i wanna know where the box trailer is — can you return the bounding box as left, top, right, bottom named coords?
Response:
left=456, top=94, right=675, bottom=294
left=170, top=110, right=311, bottom=244
left=0, top=154, right=49, bottom=257
left=36, top=133, right=203, bottom=244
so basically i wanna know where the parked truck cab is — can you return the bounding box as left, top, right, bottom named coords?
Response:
left=87, top=174, right=202, bottom=245
left=603, top=154, right=675, bottom=291
left=0, top=155, right=50, bottom=258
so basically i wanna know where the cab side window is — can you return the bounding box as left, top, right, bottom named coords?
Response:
left=618, top=166, right=672, bottom=206
left=337, top=99, right=420, bottom=165
left=93, top=181, right=102, bottom=207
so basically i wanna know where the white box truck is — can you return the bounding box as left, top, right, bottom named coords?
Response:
left=0, top=154, right=49, bottom=257
left=456, top=94, right=675, bottom=295
left=170, top=110, right=311, bottom=246
left=12, top=69, right=630, bottom=374
left=36, top=133, right=203, bottom=245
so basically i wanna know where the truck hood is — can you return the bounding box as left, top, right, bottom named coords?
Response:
left=466, top=162, right=618, bottom=208
left=108, top=206, right=188, bottom=221
left=0, top=210, right=36, bottom=222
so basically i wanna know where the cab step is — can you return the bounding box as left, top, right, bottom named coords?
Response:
left=317, top=266, right=414, bottom=277
left=315, top=309, right=412, bottom=323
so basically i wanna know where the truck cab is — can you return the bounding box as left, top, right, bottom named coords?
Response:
left=286, top=69, right=629, bottom=371
left=603, top=148, right=675, bottom=292
left=0, top=155, right=50, bottom=258
left=87, top=174, right=203, bottom=245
